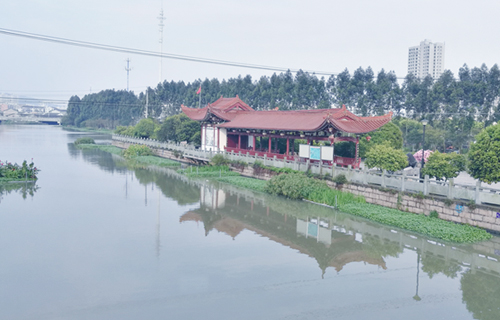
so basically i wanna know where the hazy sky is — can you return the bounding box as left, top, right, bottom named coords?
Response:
left=1, top=0, right=499, bottom=103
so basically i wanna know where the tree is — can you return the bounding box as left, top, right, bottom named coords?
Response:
left=365, top=144, right=408, bottom=172
left=134, top=118, right=156, bottom=138
left=468, top=123, right=500, bottom=184
left=421, top=151, right=466, bottom=181
left=156, top=114, right=200, bottom=143
left=359, top=122, right=403, bottom=158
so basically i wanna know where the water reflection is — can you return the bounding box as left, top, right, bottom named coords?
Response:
left=177, top=182, right=500, bottom=318
left=0, top=181, right=38, bottom=202
left=73, top=143, right=500, bottom=319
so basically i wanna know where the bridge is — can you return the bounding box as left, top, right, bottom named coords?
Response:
left=0, top=115, right=61, bottom=125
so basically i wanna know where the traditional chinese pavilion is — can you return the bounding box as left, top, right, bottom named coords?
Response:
left=182, top=96, right=392, bottom=168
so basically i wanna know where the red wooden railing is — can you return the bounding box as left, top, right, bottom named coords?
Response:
left=224, top=146, right=361, bottom=168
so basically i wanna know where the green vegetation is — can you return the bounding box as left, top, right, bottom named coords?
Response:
left=252, top=161, right=299, bottom=174
left=62, top=89, right=141, bottom=128
left=132, top=156, right=180, bottom=167
left=210, top=154, right=231, bottom=166
left=359, top=122, right=403, bottom=158
left=75, top=144, right=123, bottom=155
left=74, top=137, right=95, bottom=145
left=332, top=174, right=348, bottom=184
left=429, top=210, right=439, bottom=219
left=265, top=173, right=365, bottom=206
left=123, top=145, right=153, bottom=158
left=215, top=176, right=266, bottom=192
left=338, top=202, right=491, bottom=243
left=133, top=118, right=157, bottom=138
left=468, top=122, right=500, bottom=184
left=0, top=160, right=39, bottom=181
left=422, top=151, right=466, bottom=181
left=365, top=144, right=408, bottom=172
left=180, top=165, right=240, bottom=178
left=156, top=113, right=200, bottom=144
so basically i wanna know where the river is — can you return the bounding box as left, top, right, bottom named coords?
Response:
left=1, top=125, right=500, bottom=320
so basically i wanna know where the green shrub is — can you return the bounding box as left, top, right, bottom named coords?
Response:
left=333, top=174, right=348, bottom=185
left=74, top=137, right=95, bottom=145
left=422, top=151, right=466, bottom=181
left=265, top=173, right=364, bottom=206
left=211, top=154, right=230, bottom=166
left=365, top=143, right=408, bottom=172
left=429, top=210, right=439, bottom=218
left=123, top=145, right=153, bottom=158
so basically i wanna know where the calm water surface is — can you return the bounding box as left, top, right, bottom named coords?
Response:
left=1, top=125, right=500, bottom=320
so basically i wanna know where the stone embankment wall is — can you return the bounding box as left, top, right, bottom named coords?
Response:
left=330, top=183, right=500, bottom=233
left=233, top=165, right=500, bottom=233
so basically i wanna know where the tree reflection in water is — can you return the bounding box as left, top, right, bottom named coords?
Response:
left=74, top=144, right=500, bottom=318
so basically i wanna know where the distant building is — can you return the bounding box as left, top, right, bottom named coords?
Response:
left=21, top=105, right=45, bottom=114
left=3, top=109, right=18, bottom=117
left=407, top=39, right=445, bottom=79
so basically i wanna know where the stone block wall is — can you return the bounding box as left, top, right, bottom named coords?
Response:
left=339, top=183, right=500, bottom=233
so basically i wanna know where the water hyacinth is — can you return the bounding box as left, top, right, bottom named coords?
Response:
left=0, top=160, right=40, bottom=181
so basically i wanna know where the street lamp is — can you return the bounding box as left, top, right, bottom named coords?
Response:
left=420, top=119, right=428, bottom=180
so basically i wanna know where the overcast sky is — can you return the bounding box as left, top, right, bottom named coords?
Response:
left=1, top=0, right=499, bottom=103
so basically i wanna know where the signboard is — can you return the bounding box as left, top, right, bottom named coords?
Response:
left=299, top=144, right=310, bottom=158
left=321, top=146, right=334, bottom=161
left=310, top=147, right=321, bottom=160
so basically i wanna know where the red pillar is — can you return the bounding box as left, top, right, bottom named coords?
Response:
left=286, top=138, right=290, bottom=155
left=268, top=136, right=271, bottom=153
left=238, top=134, right=241, bottom=149
left=253, top=136, right=256, bottom=151
left=275, top=138, right=278, bottom=154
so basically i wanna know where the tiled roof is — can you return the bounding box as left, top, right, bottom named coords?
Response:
left=182, top=98, right=392, bottom=134
left=181, top=95, right=253, bottom=122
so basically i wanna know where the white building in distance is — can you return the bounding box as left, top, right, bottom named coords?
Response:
left=407, top=39, right=445, bottom=79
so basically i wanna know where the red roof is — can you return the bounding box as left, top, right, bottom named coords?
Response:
left=182, top=97, right=392, bottom=134
left=181, top=95, right=253, bottom=122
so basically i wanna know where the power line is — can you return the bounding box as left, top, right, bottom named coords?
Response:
left=0, top=27, right=342, bottom=77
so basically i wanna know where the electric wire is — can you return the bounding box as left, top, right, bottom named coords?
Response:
left=0, top=27, right=358, bottom=78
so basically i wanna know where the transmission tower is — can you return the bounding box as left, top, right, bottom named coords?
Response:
left=158, top=6, right=166, bottom=83
left=125, top=58, right=132, bottom=91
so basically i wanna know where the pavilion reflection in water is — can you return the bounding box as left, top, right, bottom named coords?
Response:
left=181, top=183, right=390, bottom=276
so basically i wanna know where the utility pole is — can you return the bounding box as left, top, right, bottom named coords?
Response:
left=145, top=91, right=149, bottom=119
left=158, top=5, right=166, bottom=83
left=125, top=58, right=132, bottom=91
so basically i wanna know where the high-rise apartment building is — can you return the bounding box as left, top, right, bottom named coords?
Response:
left=407, top=39, right=445, bottom=79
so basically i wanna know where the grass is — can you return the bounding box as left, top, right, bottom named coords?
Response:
left=75, top=144, right=123, bottom=155
left=214, top=176, right=267, bottom=192
left=180, top=165, right=240, bottom=178
left=338, top=202, right=492, bottom=243
left=63, top=126, right=114, bottom=134
left=132, top=155, right=180, bottom=167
